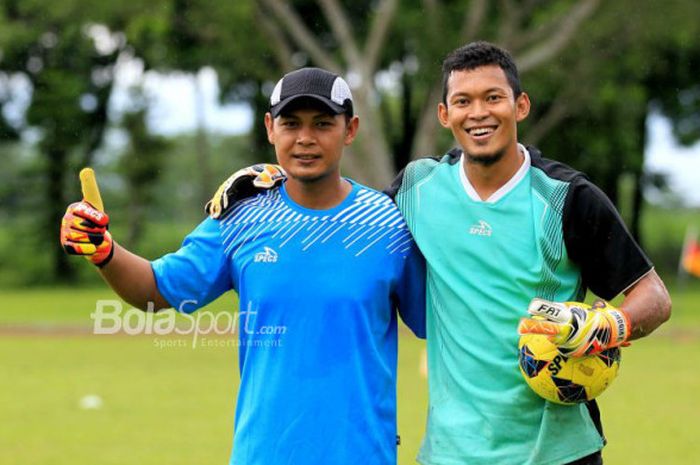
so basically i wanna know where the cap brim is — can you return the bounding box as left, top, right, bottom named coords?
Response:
left=270, top=94, right=346, bottom=118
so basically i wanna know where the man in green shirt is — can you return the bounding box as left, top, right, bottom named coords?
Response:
left=386, top=41, right=671, bottom=465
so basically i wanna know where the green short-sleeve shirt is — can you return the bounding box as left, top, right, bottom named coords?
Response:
left=390, top=145, right=651, bottom=465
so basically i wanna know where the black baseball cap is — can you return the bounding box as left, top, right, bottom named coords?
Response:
left=269, top=67, right=354, bottom=118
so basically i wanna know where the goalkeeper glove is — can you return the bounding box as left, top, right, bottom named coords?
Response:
left=60, top=201, right=114, bottom=267
left=206, top=164, right=286, bottom=219
left=518, top=298, right=631, bottom=357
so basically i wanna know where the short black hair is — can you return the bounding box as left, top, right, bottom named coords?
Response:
left=441, top=41, right=522, bottom=105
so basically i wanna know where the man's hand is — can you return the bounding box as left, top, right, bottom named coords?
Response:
left=206, top=164, right=286, bottom=219
left=60, top=201, right=114, bottom=267
left=518, top=298, right=631, bottom=357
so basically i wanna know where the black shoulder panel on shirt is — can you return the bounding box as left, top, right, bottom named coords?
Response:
left=445, top=147, right=462, bottom=164
left=526, top=145, right=653, bottom=300
left=527, top=145, right=588, bottom=184
left=383, top=167, right=408, bottom=201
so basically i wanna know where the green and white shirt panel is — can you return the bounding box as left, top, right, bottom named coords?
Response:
left=387, top=145, right=651, bottom=465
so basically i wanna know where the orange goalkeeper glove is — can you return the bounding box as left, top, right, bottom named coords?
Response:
left=518, top=298, right=631, bottom=357
left=206, top=164, right=286, bottom=219
left=60, top=201, right=114, bottom=267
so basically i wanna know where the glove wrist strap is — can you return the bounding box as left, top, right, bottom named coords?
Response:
left=607, top=309, right=631, bottom=347
left=95, top=244, right=115, bottom=268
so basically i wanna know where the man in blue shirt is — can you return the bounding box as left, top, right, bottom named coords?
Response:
left=60, top=67, right=426, bottom=465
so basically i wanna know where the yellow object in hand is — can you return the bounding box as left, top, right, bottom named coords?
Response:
left=79, top=167, right=104, bottom=211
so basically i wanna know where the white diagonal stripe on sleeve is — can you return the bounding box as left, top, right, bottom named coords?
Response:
left=386, top=231, right=411, bottom=250
left=389, top=236, right=414, bottom=254
left=330, top=201, right=364, bottom=222
left=321, top=223, right=346, bottom=243
left=378, top=211, right=403, bottom=226
left=355, top=228, right=393, bottom=256
left=272, top=220, right=295, bottom=239
left=357, top=204, right=392, bottom=225
left=342, top=202, right=378, bottom=223
left=342, top=223, right=365, bottom=243
left=279, top=220, right=308, bottom=247
left=222, top=223, right=247, bottom=250
left=227, top=222, right=268, bottom=257
left=344, top=225, right=374, bottom=249
left=301, top=219, right=324, bottom=243
left=365, top=226, right=387, bottom=240
left=302, top=221, right=334, bottom=249
left=367, top=208, right=395, bottom=226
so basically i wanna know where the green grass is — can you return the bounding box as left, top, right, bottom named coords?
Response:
left=597, top=280, right=700, bottom=464
left=0, top=287, right=236, bottom=325
left=0, top=336, right=237, bottom=465
left=599, top=333, right=700, bottom=465
left=1, top=285, right=698, bottom=464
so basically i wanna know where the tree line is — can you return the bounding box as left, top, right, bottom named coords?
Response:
left=1, top=0, right=699, bottom=283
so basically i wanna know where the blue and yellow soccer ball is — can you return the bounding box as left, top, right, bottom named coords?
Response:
left=518, top=333, right=621, bottom=405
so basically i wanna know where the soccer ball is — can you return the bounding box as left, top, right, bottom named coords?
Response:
left=518, top=333, right=621, bottom=405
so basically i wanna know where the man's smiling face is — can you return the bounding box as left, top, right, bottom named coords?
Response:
left=438, top=65, right=530, bottom=166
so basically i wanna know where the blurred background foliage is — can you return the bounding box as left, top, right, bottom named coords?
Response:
left=0, top=0, right=699, bottom=286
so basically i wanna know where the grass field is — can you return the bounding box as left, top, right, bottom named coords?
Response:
left=1, top=283, right=698, bottom=464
